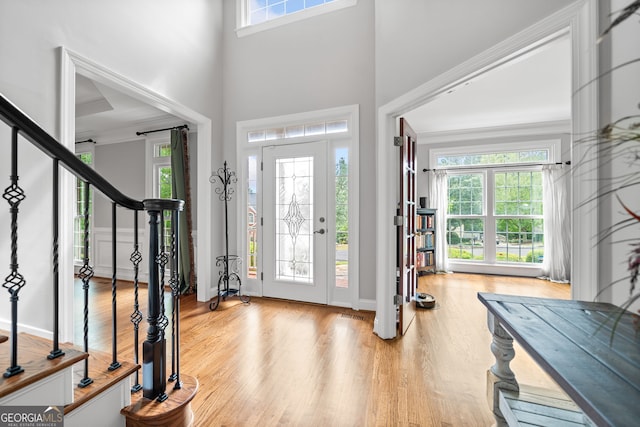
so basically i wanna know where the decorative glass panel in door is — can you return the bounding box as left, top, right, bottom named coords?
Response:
left=263, top=141, right=327, bottom=304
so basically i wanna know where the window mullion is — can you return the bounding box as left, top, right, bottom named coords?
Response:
left=485, top=171, right=496, bottom=263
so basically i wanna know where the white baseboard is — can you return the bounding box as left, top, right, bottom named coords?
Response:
left=358, top=298, right=376, bottom=312
left=0, top=320, right=53, bottom=341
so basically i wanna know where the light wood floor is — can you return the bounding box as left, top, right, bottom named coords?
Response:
left=78, top=273, right=570, bottom=427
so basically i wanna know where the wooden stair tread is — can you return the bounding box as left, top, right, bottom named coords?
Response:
left=0, top=331, right=87, bottom=399
left=121, top=373, right=198, bottom=427
left=65, top=348, right=140, bottom=414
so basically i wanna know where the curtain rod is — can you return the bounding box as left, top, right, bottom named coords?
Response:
left=422, top=160, right=570, bottom=172
left=136, top=124, right=189, bottom=136
left=75, top=138, right=95, bottom=144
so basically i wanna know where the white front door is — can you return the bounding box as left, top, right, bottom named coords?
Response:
left=262, top=141, right=328, bottom=304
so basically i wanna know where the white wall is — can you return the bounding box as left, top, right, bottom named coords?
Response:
left=597, top=0, right=640, bottom=307
left=0, top=0, right=223, bottom=336
left=222, top=0, right=377, bottom=300
left=374, top=0, right=576, bottom=107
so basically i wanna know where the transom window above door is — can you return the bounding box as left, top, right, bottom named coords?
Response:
left=436, top=148, right=549, bottom=168
left=237, top=0, right=357, bottom=36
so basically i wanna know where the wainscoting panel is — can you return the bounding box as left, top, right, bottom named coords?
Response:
left=90, top=227, right=198, bottom=285
left=93, top=227, right=149, bottom=283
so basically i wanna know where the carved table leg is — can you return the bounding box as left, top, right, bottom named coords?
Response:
left=486, top=312, right=519, bottom=426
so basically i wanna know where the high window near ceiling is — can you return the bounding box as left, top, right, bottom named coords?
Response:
left=237, top=0, right=357, bottom=36
left=430, top=140, right=559, bottom=276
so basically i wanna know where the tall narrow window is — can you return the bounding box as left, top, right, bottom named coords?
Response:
left=335, top=148, right=349, bottom=288
left=494, top=171, right=544, bottom=263
left=153, top=142, right=173, bottom=247
left=74, top=152, right=93, bottom=263
left=247, top=155, right=258, bottom=279
left=447, top=173, right=485, bottom=261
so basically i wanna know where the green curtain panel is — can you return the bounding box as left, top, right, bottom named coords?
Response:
left=171, top=129, right=196, bottom=293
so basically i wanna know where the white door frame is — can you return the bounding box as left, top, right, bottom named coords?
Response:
left=58, top=47, right=213, bottom=342
left=374, top=0, right=598, bottom=339
left=236, top=104, right=360, bottom=308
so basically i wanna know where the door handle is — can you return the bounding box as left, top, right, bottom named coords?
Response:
left=314, top=228, right=326, bottom=235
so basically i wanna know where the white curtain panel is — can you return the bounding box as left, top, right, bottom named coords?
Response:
left=429, top=170, right=449, bottom=273
left=541, top=164, right=571, bottom=282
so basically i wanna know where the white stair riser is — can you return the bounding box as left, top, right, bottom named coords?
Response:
left=65, top=379, right=132, bottom=427
left=0, top=368, right=74, bottom=406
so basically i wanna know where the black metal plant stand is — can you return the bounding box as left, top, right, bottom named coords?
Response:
left=209, top=161, right=250, bottom=310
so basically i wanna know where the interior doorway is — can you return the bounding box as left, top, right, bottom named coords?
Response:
left=58, top=47, right=214, bottom=343
left=374, top=1, right=599, bottom=339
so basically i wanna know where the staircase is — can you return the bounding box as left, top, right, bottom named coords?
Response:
left=0, top=332, right=137, bottom=426
left=0, top=94, right=197, bottom=426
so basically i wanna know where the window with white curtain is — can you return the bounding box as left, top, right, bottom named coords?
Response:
left=431, top=140, right=559, bottom=271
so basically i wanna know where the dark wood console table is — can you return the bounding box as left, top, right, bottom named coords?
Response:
left=478, top=293, right=640, bottom=427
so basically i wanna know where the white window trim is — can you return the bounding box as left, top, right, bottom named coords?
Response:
left=145, top=136, right=171, bottom=199
left=446, top=167, right=545, bottom=274
left=236, top=0, right=358, bottom=38
left=429, top=139, right=557, bottom=277
left=428, top=139, right=560, bottom=170
left=237, top=104, right=360, bottom=309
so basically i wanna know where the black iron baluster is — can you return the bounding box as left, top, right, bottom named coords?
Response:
left=130, top=211, right=143, bottom=393
left=3, top=126, right=26, bottom=378
left=78, top=180, right=94, bottom=388
left=157, top=211, right=169, bottom=344
left=155, top=211, right=170, bottom=399
left=48, top=159, right=64, bottom=360
left=109, top=202, right=121, bottom=371
left=143, top=201, right=167, bottom=401
left=168, top=208, right=182, bottom=389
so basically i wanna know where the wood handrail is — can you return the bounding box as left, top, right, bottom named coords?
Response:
left=0, top=93, right=143, bottom=211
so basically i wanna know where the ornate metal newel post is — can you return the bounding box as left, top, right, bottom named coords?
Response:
left=78, top=180, right=94, bottom=388
left=3, top=126, right=26, bottom=378
left=129, top=210, right=143, bottom=393
left=143, top=199, right=183, bottom=402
